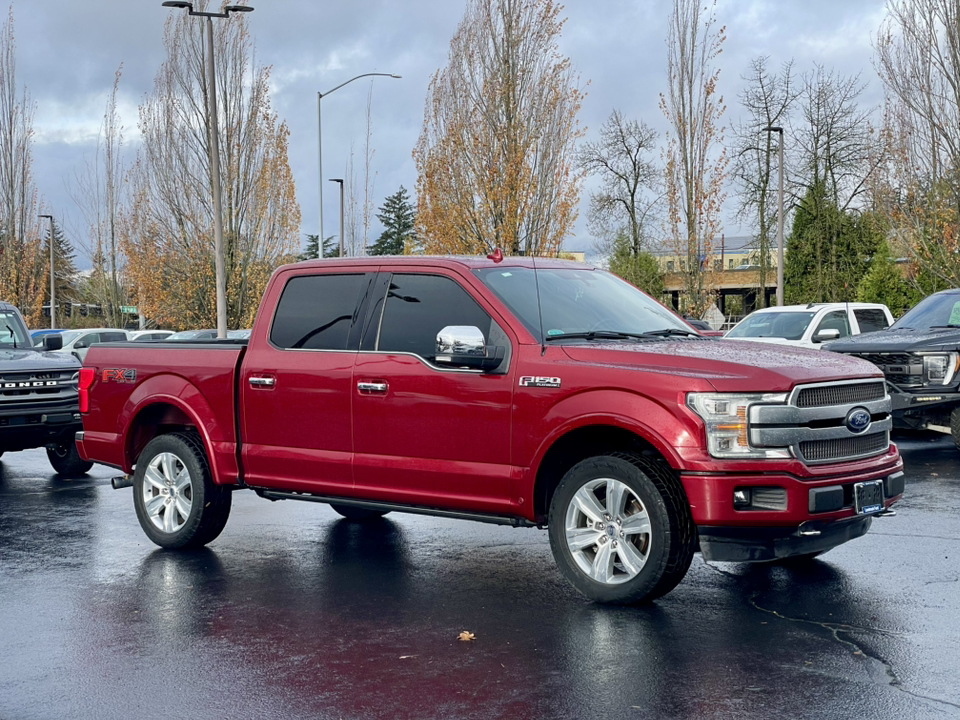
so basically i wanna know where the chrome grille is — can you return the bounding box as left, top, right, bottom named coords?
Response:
left=799, top=432, right=888, bottom=463
left=796, top=381, right=885, bottom=408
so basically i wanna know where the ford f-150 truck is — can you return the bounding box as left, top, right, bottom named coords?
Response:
left=75, top=256, right=904, bottom=604
left=0, top=300, right=93, bottom=476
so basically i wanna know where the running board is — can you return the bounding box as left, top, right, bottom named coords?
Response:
left=257, top=489, right=537, bottom=528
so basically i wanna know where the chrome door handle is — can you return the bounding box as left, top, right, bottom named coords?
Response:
left=249, top=376, right=276, bottom=387
left=357, top=381, right=388, bottom=393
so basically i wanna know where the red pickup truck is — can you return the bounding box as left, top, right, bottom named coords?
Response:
left=76, top=256, right=904, bottom=604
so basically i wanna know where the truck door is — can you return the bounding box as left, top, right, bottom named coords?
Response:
left=352, top=271, right=516, bottom=513
left=240, top=271, right=373, bottom=494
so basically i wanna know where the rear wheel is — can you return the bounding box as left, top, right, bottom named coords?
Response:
left=47, top=441, right=94, bottom=477
left=330, top=503, right=390, bottom=521
left=133, top=432, right=231, bottom=549
left=548, top=452, right=696, bottom=605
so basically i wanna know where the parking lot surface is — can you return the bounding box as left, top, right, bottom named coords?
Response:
left=1, top=434, right=958, bottom=719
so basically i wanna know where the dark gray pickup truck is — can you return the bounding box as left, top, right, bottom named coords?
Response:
left=827, top=288, right=960, bottom=450
left=0, top=301, right=92, bottom=475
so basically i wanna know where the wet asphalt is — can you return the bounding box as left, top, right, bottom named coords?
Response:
left=0, top=435, right=958, bottom=720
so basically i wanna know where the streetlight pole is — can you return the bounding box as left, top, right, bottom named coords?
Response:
left=162, top=1, right=254, bottom=338
left=329, top=179, right=344, bottom=257
left=763, top=126, right=785, bottom=307
left=39, top=214, right=55, bottom=329
left=318, top=73, right=400, bottom=248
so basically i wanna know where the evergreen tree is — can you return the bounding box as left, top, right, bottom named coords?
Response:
left=856, top=241, right=922, bottom=318
left=608, top=233, right=664, bottom=298
left=299, top=234, right=340, bottom=261
left=369, top=186, right=416, bottom=256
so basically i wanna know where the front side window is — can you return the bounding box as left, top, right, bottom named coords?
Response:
left=815, top=310, right=851, bottom=338
left=270, top=273, right=368, bottom=350
left=376, top=274, right=492, bottom=362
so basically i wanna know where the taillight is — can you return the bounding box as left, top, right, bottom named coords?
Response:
left=78, top=367, right=95, bottom=413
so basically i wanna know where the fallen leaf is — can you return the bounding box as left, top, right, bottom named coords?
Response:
left=458, top=631, right=476, bottom=642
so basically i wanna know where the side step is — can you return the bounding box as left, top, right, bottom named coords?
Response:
left=257, top=489, right=537, bottom=528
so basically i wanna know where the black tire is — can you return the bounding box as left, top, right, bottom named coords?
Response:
left=548, top=452, right=696, bottom=605
left=47, top=441, right=94, bottom=477
left=950, top=406, right=960, bottom=450
left=132, top=432, right=231, bottom=549
left=330, top=503, right=390, bottom=521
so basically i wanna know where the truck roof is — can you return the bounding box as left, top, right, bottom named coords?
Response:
left=288, top=255, right=594, bottom=272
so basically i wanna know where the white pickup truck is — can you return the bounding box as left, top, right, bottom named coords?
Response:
left=724, top=302, right=894, bottom=350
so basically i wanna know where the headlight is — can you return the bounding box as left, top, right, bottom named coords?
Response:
left=687, top=392, right=790, bottom=459
left=920, top=352, right=959, bottom=386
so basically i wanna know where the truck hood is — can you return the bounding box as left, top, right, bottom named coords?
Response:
left=560, top=339, right=881, bottom=392
left=0, top=348, right=80, bottom=373
left=826, top=327, right=960, bottom=353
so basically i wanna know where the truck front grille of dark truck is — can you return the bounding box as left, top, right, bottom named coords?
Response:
left=798, top=431, right=888, bottom=463
left=749, top=379, right=893, bottom=465
left=0, top=371, right=76, bottom=401
left=796, top=381, right=885, bottom=408
left=847, top=352, right=921, bottom=386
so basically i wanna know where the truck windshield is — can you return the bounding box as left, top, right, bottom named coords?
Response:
left=726, top=311, right=816, bottom=340
left=0, top=310, right=31, bottom=348
left=892, top=292, right=960, bottom=330
left=475, top=266, right=691, bottom=342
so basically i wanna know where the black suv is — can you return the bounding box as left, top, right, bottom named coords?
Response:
left=826, top=289, right=960, bottom=450
left=0, top=301, right=92, bottom=475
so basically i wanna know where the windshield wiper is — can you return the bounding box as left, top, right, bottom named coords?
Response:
left=544, top=329, right=702, bottom=342
left=5, top=325, right=16, bottom=348
left=929, top=324, right=960, bottom=329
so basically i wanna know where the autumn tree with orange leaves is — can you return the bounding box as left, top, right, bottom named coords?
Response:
left=125, top=4, right=300, bottom=331
left=414, top=0, right=585, bottom=257
left=661, top=0, right=727, bottom=316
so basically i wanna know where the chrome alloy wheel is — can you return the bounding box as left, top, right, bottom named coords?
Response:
left=141, top=452, right=194, bottom=534
left=564, top=477, right=653, bottom=584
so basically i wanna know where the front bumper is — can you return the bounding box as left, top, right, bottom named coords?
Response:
left=888, top=385, right=960, bottom=428
left=0, top=401, right=83, bottom=452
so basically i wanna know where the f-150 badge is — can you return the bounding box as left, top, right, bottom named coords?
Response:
left=519, top=376, right=561, bottom=388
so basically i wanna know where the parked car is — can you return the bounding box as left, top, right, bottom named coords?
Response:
left=31, top=328, right=67, bottom=346
left=167, top=329, right=217, bottom=341
left=59, top=328, right=130, bottom=363
left=77, top=256, right=903, bottom=605
left=128, top=330, right=175, bottom=342
left=826, top=288, right=960, bottom=450
left=0, top=302, right=91, bottom=476
left=724, top=302, right=894, bottom=349
left=682, top=315, right=724, bottom=337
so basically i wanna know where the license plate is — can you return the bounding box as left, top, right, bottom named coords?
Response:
left=854, top=479, right=884, bottom=514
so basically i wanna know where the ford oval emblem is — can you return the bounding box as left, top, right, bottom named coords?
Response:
left=845, top=407, right=871, bottom=434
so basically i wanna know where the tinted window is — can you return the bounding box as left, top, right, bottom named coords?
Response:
left=100, top=332, right=128, bottom=343
left=271, top=274, right=367, bottom=350
left=377, top=274, right=491, bottom=361
left=854, top=308, right=890, bottom=333
left=815, top=310, right=851, bottom=338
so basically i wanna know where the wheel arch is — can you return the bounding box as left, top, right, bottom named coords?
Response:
left=531, top=422, right=689, bottom=524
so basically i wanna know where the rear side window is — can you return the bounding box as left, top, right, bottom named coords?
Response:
left=854, top=308, right=890, bottom=333
left=376, top=274, right=491, bottom=362
left=271, top=274, right=367, bottom=350
left=100, top=332, right=128, bottom=343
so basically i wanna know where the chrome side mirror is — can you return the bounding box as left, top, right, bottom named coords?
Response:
left=813, top=328, right=841, bottom=343
left=435, top=325, right=504, bottom=371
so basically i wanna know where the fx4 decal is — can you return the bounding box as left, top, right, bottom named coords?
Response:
left=102, top=368, right=137, bottom=383
left=519, top=376, right=561, bottom=388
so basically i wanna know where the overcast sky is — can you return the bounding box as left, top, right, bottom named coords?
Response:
left=17, top=0, right=890, bottom=265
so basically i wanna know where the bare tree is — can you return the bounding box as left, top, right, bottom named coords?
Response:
left=730, top=57, right=796, bottom=307
left=414, top=0, right=585, bottom=256
left=125, top=5, right=300, bottom=330
left=660, top=0, right=728, bottom=315
left=70, top=66, right=127, bottom=328
left=0, top=6, right=44, bottom=324
left=577, top=109, right=661, bottom=256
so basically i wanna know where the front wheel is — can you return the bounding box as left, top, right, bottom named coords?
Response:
left=133, top=432, right=231, bottom=549
left=548, top=452, right=695, bottom=605
left=950, top=406, right=960, bottom=450
left=47, top=441, right=94, bottom=477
